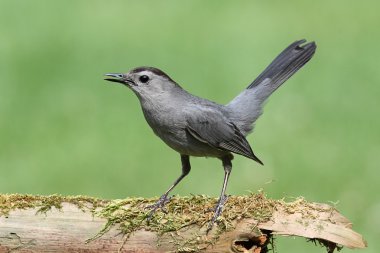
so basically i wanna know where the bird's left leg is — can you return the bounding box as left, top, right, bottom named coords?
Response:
left=146, top=154, right=191, bottom=220
left=207, top=156, right=232, bottom=232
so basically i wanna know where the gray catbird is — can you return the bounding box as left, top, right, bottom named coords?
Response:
left=105, top=39, right=316, bottom=229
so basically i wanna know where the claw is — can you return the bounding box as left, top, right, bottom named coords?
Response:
left=145, top=194, right=172, bottom=221
left=206, top=194, right=228, bottom=232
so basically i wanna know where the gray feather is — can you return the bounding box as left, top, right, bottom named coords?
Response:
left=185, top=106, right=263, bottom=164
left=227, top=40, right=316, bottom=135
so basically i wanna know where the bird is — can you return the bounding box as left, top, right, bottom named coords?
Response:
left=104, top=39, right=316, bottom=230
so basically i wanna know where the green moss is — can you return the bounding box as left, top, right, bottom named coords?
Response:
left=87, top=192, right=279, bottom=251
left=88, top=193, right=276, bottom=241
left=0, top=194, right=107, bottom=217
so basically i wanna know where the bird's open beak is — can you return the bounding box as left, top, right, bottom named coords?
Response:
left=104, top=73, right=137, bottom=86
left=104, top=73, right=126, bottom=84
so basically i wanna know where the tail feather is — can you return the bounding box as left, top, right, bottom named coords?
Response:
left=248, top=39, right=316, bottom=89
left=227, top=40, right=316, bottom=135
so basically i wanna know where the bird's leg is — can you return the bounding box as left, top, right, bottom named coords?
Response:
left=146, top=154, right=191, bottom=220
left=207, top=157, right=232, bottom=232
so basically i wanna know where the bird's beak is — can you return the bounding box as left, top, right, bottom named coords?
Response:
left=104, top=73, right=137, bottom=86
left=104, top=73, right=126, bottom=84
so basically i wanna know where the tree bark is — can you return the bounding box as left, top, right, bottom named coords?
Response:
left=0, top=195, right=367, bottom=253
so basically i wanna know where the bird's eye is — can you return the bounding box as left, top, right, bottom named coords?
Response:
left=139, top=75, right=149, bottom=83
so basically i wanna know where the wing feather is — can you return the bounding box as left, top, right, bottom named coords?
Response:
left=185, top=106, right=263, bottom=164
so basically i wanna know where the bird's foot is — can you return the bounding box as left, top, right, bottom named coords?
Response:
left=206, top=194, right=228, bottom=232
left=145, top=194, right=172, bottom=221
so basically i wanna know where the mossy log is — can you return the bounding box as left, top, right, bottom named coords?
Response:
left=0, top=193, right=366, bottom=253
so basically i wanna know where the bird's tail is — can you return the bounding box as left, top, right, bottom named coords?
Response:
left=226, top=39, right=316, bottom=135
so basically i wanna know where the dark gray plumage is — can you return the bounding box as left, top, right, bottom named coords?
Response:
left=105, top=39, right=316, bottom=230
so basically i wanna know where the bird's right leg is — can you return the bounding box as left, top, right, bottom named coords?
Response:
left=207, top=156, right=232, bottom=232
left=146, top=154, right=191, bottom=220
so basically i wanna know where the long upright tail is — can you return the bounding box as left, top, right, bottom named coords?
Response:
left=226, top=39, right=316, bottom=135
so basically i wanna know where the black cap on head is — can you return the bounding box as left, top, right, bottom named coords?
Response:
left=131, top=67, right=175, bottom=82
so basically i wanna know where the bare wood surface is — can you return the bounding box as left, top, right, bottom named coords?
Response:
left=0, top=196, right=367, bottom=253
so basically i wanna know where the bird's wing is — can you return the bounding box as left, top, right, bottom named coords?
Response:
left=185, top=106, right=263, bottom=164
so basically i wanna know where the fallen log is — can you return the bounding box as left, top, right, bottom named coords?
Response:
left=0, top=193, right=367, bottom=252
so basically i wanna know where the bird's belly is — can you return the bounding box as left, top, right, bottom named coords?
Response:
left=153, top=127, right=227, bottom=158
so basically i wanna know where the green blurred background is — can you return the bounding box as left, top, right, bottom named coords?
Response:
left=0, top=0, right=378, bottom=252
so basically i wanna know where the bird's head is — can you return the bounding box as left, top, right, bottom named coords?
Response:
left=105, top=67, right=179, bottom=99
